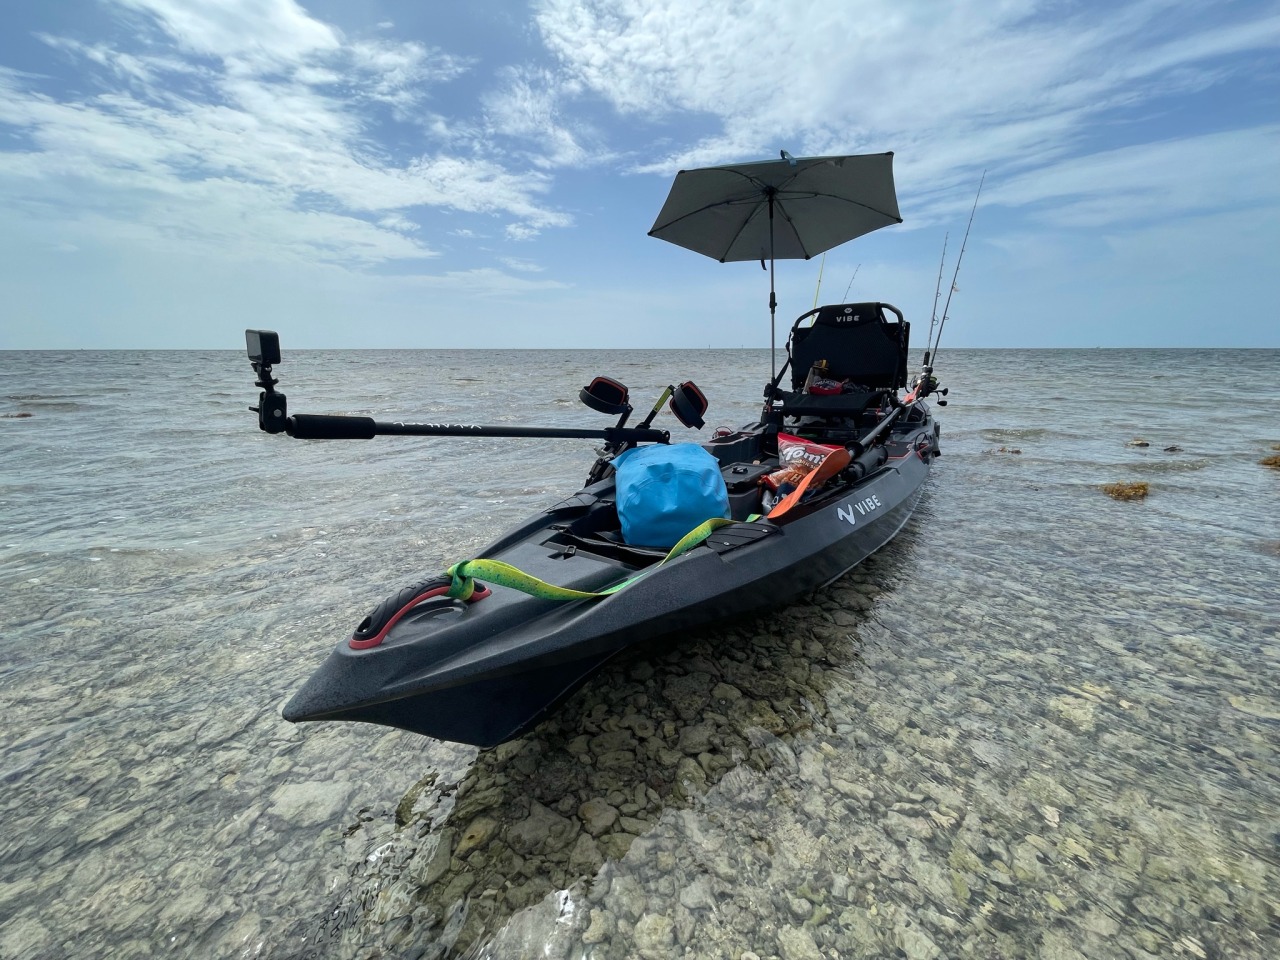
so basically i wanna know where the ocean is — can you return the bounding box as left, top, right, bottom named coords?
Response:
left=1, top=347, right=1278, bottom=959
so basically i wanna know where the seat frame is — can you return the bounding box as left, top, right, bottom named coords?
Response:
left=764, top=302, right=910, bottom=423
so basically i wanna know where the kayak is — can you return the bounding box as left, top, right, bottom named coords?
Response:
left=250, top=299, right=945, bottom=747
left=246, top=151, right=961, bottom=747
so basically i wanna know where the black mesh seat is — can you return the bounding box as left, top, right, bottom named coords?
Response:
left=769, top=302, right=910, bottom=419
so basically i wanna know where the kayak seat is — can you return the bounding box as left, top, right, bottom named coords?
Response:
left=788, top=302, right=910, bottom=391
left=771, top=302, right=910, bottom=423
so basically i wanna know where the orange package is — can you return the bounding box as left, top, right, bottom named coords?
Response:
left=764, top=433, right=844, bottom=491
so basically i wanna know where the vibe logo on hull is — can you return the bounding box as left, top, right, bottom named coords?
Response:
left=837, top=493, right=882, bottom=525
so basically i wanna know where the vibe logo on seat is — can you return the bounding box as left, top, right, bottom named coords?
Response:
left=837, top=493, right=882, bottom=525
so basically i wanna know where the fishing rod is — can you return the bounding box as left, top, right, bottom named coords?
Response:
left=814, top=260, right=861, bottom=309
left=925, top=232, right=948, bottom=356
left=907, top=171, right=984, bottom=406
left=928, top=170, right=985, bottom=367
left=811, top=252, right=827, bottom=309
left=842, top=264, right=860, bottom=302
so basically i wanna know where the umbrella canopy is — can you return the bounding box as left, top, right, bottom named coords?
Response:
left=649, top=151, right=902, bottom=373
left=648, top=151, right=901, bottom=263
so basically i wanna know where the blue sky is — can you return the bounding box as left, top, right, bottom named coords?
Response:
left=1, top=0, right=1277, bottom=349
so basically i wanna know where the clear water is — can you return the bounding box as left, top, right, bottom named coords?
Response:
left=1, top=348, right=1277, bottom=959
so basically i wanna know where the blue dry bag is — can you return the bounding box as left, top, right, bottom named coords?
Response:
left=612, top=443, right=730, bottom=548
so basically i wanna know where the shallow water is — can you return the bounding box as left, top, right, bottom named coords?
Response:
left=1, top=347, right=1278, bottom=959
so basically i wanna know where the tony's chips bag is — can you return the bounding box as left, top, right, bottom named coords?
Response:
left=764, top=433, right=844, bottom=493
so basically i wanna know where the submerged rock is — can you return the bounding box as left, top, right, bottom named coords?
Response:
left=454, top=816, right=499, bottom=858
left=578, top=798, right=619, bottom=836
left=582, top=908, right=614, bottom=944
left=777, top=924, right=823, bottom=960
left=507, top=801, right=577, bottom=856
left=1100, top=481, right=1149, bottom=500
left=633, top=912, right=675, bottom=959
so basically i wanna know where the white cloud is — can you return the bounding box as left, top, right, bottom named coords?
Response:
left=535, top=0, right=1280, bottom=214
left=115, top=0, right=341, bottom=71
left=347, top=39, right=470, bottom=112
left=1, top=1, right=572, bottom=274
left=499, top=256, right=545, bottom=273
left=35, top=34, right=203, bottom=92
left=505, top=223, right=543, bottom=241
left=378, top=213, right=420, bottom=233
left=483, top=66, right=596, bottom=168
left=0, top=174, right=435, bottom=265
left=987, top=125, right=1280, bottom=228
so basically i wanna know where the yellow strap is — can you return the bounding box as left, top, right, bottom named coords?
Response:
left=446, top=517, right=735, bottom=602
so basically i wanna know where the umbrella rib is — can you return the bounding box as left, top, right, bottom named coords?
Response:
left=771, top=201, right=811, bottom=260
left=775, top=192, right=903, bottom=222
left=648, top=193, right=777, bottom=232
left=648, top=165, right=794, bottom=234
left=648, top=197, right=768, bottom=261
left=769, top=193, right=904, bottom=260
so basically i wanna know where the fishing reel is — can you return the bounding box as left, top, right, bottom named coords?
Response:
left=910, top=371, right=948, bottom=405
left=910, top=352, right=948, bottom=405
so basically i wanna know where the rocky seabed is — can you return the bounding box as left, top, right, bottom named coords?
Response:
left=308, top=557, right=1280, bottom=960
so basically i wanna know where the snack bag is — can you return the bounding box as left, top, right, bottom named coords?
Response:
left=807, top=378, right=844, bottom=396
left=764, top=433, right=845, bottom=492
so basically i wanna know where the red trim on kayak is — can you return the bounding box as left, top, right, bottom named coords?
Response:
left=349, top=583, right=491, bottom=650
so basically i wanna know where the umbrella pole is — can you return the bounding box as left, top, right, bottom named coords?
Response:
left=768, top=193, right=777, bottom=380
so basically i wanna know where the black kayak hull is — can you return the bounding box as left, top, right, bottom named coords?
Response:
left=282, top=419, right=936, bottom=747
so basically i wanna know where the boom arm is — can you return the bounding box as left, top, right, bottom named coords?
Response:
left=245, top=330, right=671, bottom=445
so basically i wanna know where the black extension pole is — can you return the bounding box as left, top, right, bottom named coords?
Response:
left=285, top=413, right=669, bottom=445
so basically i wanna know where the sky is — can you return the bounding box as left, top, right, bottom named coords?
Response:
left=1, top=0, right=1278, bottom=350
